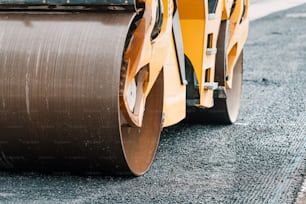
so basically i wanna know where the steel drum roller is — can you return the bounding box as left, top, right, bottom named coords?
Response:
left=0, top=12, right=164, bottom=175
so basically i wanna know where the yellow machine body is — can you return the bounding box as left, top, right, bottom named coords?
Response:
left=164, top=0, right=249, bottom=126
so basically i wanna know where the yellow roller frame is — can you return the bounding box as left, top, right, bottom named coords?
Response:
left=122, top=0, right=249, bottom=127
left=122, top=0, right=173, bottom=127
left=122, top=0, right=186, bottom=128
left=178, top=0, right=249, bottom=108
left=227, top=0, right=249, bottom=89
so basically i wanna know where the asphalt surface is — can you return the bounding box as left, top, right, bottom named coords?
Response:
left=249, top=0, right=306, bottom=20
left=1, top=4, right=306, bottom=204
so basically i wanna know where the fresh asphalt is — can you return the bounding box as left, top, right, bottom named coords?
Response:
left=1, top=3, right=306, bottom=204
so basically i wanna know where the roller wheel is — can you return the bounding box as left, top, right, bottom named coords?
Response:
left=0, top=12, right=163, bottom=176
left=203, top=51, right=243, bottom=124
left=119, top=70, right=164, bottom=176
left=186, top=21, right=243, bottom=124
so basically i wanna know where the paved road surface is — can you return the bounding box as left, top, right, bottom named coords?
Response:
left=249, top=0, right=306, bottom=20
left=1, top=3, right=306, bottom=204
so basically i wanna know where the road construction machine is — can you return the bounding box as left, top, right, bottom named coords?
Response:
left=0, top=0, right=248, bottom=175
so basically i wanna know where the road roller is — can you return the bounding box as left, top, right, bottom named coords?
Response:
left=0, top=0, right=249, bottom=175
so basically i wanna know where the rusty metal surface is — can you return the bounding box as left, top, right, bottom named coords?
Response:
left=0, top=12, right=136, bottom=174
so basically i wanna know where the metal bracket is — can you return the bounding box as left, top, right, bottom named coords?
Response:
left=214, top=86, right=227, bottom=99
left=172, top=0, right=187, bottom=85
left=203, top=82, right=218, bottom=90
left=206, top=48, right=217, bottom=55
left=208, top=13, right=216, bottom=20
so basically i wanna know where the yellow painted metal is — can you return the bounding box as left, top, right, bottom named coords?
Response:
left=178, top=0, right=222, bottom=108
left=154, top=0, right=186, bottom=126
left=122, top=0, right=186, bottom=127
left=123, top=0, right=249, bottom=127
left=177, top=0, right=248, bottom=109
left=163, top=37, right=186, bottom=127
left=227, top=0, right=249, bottom=89
left=122, top=0, right=182, bottom=127
left=159, top=0, right=206, bottom=127
left=222, top=0, right=234, bottom=19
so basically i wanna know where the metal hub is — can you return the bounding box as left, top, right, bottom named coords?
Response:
left=126, top=79, right=137, bottom=112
